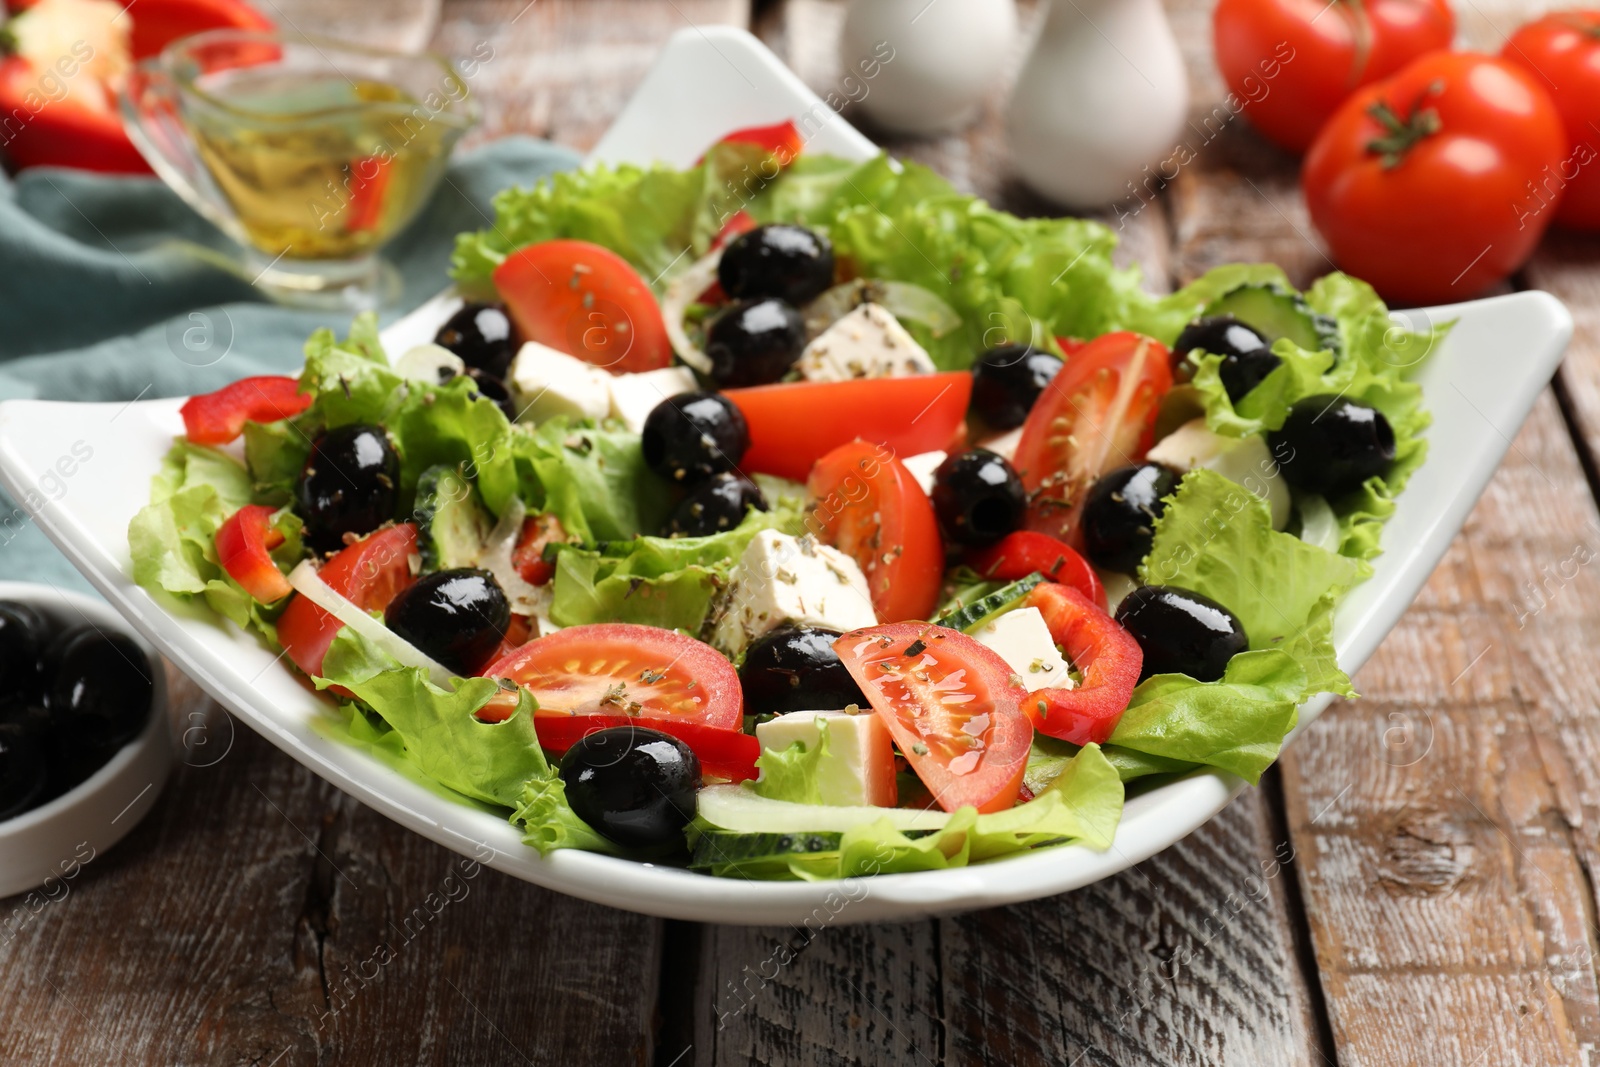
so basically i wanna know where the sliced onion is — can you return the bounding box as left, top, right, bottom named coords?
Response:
left=393, top=343, right=466, bottom=384
left=802, top=279, right=962, bottom=342
left=661, top=248, right=722, bottom=376
left=476, top=495, right=550, bottom=619
left=287, top=560, right=457, bottom=689
left=1296, top=493, right=1341, bottom=552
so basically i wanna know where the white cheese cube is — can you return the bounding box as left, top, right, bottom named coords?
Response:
left=901, top=451, right=946, bottom=496
left=1146, top=417, right=1291, bottom=530
left=507, top=341, right=612, bottom=425
left=972, top=606, right=1073, bottom=692
left=756, top=710, right=897, bottom=807
left=978, top=427, right=1023, bottom=463
left=796, top=302, right=936, bottom=382
left=607, top=366, right=699, bottom=433
left=710, top=531, right=877, bottom=658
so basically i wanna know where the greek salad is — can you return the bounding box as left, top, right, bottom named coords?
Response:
left=129, top=122, right=1440, bottom=880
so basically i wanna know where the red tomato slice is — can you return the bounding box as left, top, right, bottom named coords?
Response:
left=511, top=513, right=566, bottom=586
left=492, top=239, right=672, bottom=374
left=215, top=505, right=291, bottom=603
left=697, top=120, right=804, bottom=166
left=967, top=531, right=1106, bottom=611
left=834, top=622, right=1031, bottom=813
left=277, top=524, right=419, bottom=678
left=522, top=715, right=759, bottom=783
left=1013, top=332, right=1171, bottom=544
left=180, top=375, right=313, bottom=446
left=1022, top=583, right=1143, bottom=745
left=727, top=372, right=972, bottom=482
left=806, top=440, right=944, bottom=623
left=479, top=624, right=742, bottom=731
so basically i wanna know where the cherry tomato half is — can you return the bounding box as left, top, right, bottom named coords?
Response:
left=1503, top=10, right=1600, bottom=231
left=493, top=239, right=673, bottom=374
left=277, top=524, right=419, bottom=678
left=1303, top=51, right=1568, bottom=304
left=806, top=440, right=945, bottom=623
left=835, top=622, right=1032, bottom=814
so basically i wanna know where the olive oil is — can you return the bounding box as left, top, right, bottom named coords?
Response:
left=187, top=72, right=458, bottom=259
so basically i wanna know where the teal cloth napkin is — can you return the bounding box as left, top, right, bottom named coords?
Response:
left=0, top=136, right=580, bottom=593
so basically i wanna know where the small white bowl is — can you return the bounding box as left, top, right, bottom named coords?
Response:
left=0, top=581, right=171, bottom=899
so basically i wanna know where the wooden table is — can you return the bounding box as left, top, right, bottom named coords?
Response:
left=5, top=1, right=1599, bottom=1063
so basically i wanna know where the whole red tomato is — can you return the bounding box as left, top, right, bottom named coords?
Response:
left=1303, top=52, right=1567, bottom=305
left=1214, top=0, right=1456, bottom=155
left=1502, top=10, right=1600, bottom=231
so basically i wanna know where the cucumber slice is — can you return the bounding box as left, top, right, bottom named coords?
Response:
left=1204, top=284, right=1340, bottom=356
left=932, top=572, right=1045, bottom=634
left=697, top=783, right=952, bottom=833
left=414, top=464, right=492, bottom=571
left=690, top=829, right=845, bottom=878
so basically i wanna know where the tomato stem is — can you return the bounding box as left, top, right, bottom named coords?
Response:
left=1365, top=80, right=1444, bottom=169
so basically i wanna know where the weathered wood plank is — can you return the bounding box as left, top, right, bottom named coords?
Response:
left=1163, top=1, right=1600, bottom=1062
left=0, top=668, right=665, bottom=1066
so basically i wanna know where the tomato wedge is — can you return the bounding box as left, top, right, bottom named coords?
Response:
left=967, top=531, right=1106, bottom=611
left=727, top=372, right=972, bottom=482
left=180, top=375, right=312, bottom=446
left=511, top=513, right=566, bottom=586
left=479, top=624, right=742, bottom=730
left=493, top=239, right=672, bottom=374
left=835, top=622, right=1031, bottom=814
left=277, top=524, right=419, bottom=678
left=524, top=715, right=759, bottom=783
left=698, top=120, right=804, bottom=166
left=806, top=440, right=944, bottom=623
left=215, top=505, right=290, bottom=603
left=1013, top=332, right=1172, bottom=543
left=1022, top=583, right=1143, bottom=746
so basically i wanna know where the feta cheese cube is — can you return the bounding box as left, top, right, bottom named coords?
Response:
left=710, top=530, right=877, bottom=658
left=507, top=341, right=612, bottom=424
left=978, top=426, right=1023, bottom=463
left=607, top=366, right=699, bottom=433
left=1147, top=417, right=1290, bottom=529
left=901, top=450, right=946, bottom=496
left=972, top=606, right=1072, bottom=692
left=756, top=710, right=897, bottom=807
left=796, top=302, right=936, bottom=382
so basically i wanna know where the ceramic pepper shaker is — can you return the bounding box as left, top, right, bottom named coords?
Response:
left=839, top=0, right=1019, bottom=136
left=1006, top=0, right=1190, bottom=209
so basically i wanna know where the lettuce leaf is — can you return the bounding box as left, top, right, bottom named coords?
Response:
left=548, top=502, right=804, bottom=633
left=1140, top=468, right=1360, bottom=700
left=511, top=419, right=672, bottom=543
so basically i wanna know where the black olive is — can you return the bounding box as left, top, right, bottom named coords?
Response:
left=47, top=628, right=154, bottom=754
left=931, top=449, right=1026, bottom=548
left=434, top=301, right=518, bottom=379
left=705, top=298, right=806, bottom=388
left=641, top=391, right=749, bottom=484
left=1115, top=585, right=1248, bottom=683
left=718, top=224, right=835, bottom=306
left=739, top=626, right=867, bottom=718
left=298, top=424, right=400, bottom=553
left=384, top=569, right=510, bottom=675
left=464, top=367, right=519, bottom=422
left=559, top=725, right=700, bottom=848
left=0, top=601, right=47, bottom=705
left=1173, top=316, right=1280, bottom=401
left=1269, top=395, right=1395, bottom=498
left=662, top=473, right=767, bottom=537
left=1080, top=464, right=1181, bottom=575
left=970, top=344, right=1064, bottom=430
left=0, top=729, right=48, bottom=820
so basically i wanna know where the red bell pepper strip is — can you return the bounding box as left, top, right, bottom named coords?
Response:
left=511, top=513, right=567, bottom=586
left=215, top=505, right=291, bottom=603
left=696, top=119, right=804, bottom=166
left=968, top=531, right=1106, bottom=611
left=473, top=705, right=761, bottom=784
left=180, top=376, right=312, bottom=445
left=1022, top=582, right=1143, bottom=746
left=0, top=57, right=149, bottom=174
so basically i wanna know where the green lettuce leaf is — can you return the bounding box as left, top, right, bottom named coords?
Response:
left=1140, top=468, right=1361, bottom=699
left=1025, top=734, right=1194, bottom=789
left=512, top=419, right=673, bottom=543
left=750, top=716, right=834, bottom=805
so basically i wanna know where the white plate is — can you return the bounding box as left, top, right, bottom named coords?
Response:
left=0, top=27, right=1573, bottom=924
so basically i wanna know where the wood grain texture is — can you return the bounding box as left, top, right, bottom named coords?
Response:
left=1162, top=1, right=1600, bottom=1064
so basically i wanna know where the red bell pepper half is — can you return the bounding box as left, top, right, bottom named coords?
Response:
left=1022, top=582, right=1143, bottom=746
left=179, top=375, right=312, bottom=445
left=215, top=504, right=291, bottom=603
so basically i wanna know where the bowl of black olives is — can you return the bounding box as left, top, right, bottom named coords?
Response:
left=0, top=583, right=170, bottom=898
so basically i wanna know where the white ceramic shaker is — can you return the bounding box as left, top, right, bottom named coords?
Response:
left=1006, top=0, right=1190, bottom=209
left=839, top=0, right=1019, bottom=136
